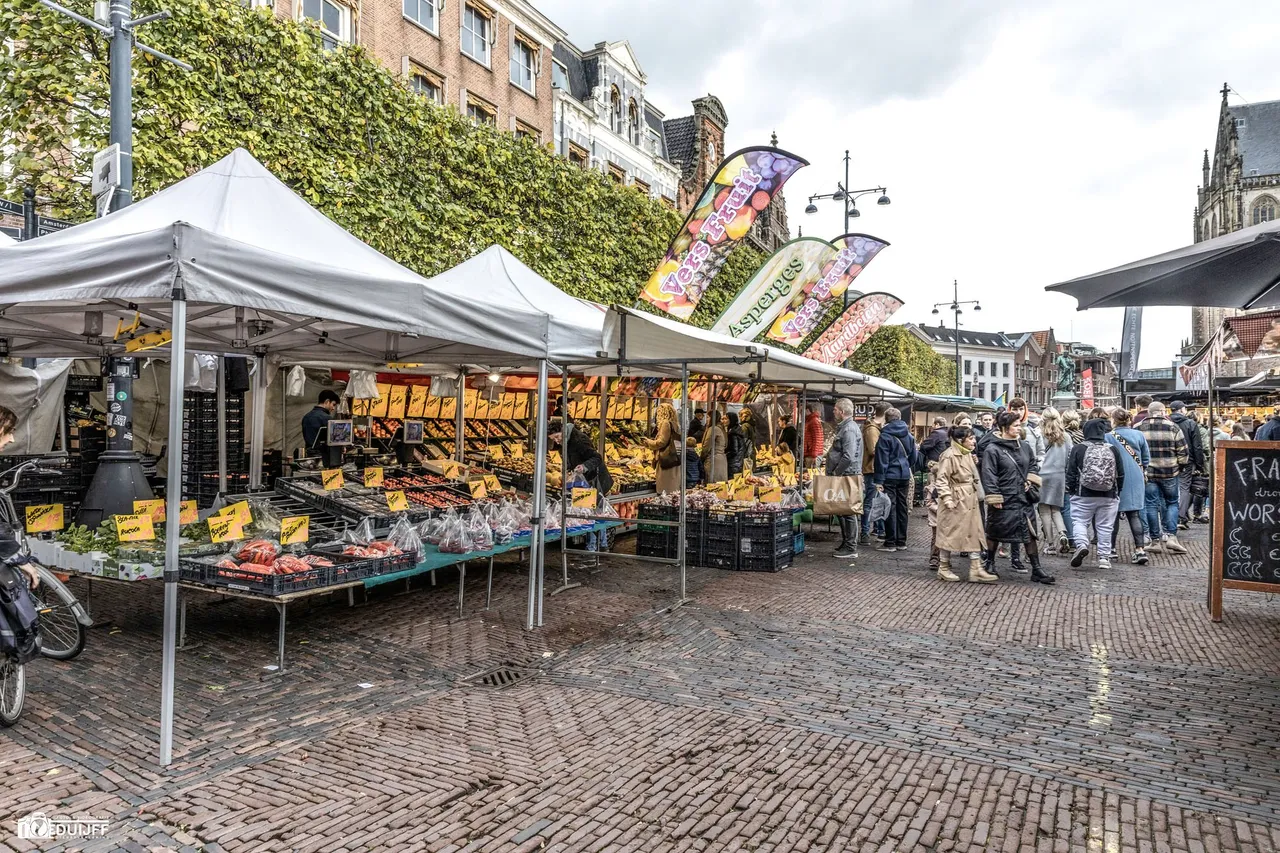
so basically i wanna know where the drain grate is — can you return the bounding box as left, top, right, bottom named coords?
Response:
left=462, top=662, right=538, bottom=689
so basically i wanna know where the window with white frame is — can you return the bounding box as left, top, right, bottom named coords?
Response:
left=403, top=0, right=437, bottom=34
left=299, top=0, right=349, bottom=49
left=510, top=34, right=535, bottom=93
left=461, top=4, right=491, bottom=66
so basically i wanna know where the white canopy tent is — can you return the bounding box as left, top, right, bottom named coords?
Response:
left=0, top=231, right=15, bottom=245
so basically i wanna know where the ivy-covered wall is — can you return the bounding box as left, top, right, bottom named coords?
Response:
left=0, top=0, right=765, bottom=327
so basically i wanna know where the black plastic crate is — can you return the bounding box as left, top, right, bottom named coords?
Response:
left=737, top=547, right=793, bottom=573
left=739, top=508, right=792, bottom=538
left=705, top=508, right=738, bottom=542
left=178, top=557, right=337, bottom=595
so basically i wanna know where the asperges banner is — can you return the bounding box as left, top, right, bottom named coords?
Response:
left=765, top=234, right=889, bottom=347
left=711, top=237, right=835, bottom=340
left=801, top=292, right=904, bottom=365
left=640, top=147, right=808, bottom=321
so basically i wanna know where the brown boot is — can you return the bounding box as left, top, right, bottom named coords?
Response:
left=969, top=555, right=997, bottom=584
left=937, top=553, right=960, bottom=582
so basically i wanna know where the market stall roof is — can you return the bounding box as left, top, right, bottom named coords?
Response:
left=0, top=149, right=562, bottom=362
left=419, top=245, right=607, bottom=364
left=1046, top=217, right=1280, bottom=310
left=912, top=394, right=999, bottom=412
left=1183, top=308, right=1280, bottom=369
left=0, top=231, right=14, bottom=245
left=602, top=306, right=914, bottom=396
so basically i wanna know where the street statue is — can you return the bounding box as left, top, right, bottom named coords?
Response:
left=1055, top=352, right=1077, bottom=393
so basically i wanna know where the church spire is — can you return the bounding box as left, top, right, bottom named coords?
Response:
left=1221, top=82, right=1231, bottom=104
left=1203, top=148, right=1210, bottom=187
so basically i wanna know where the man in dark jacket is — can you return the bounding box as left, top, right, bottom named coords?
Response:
left=874, top=408, right=916, bottom=552
left=825, top=398, right=864, bottom=559
left=919, top=416, right=950, bottom=568
left=1256, top=406, right=1280, bottom=441
left=550, top=418, right=613, bottom=552
left=919, top=417, right=950, bottom=465
left=1168, top=401, right=1204, bottom=529
left=1065, top=417, right=1125, bottom=570
left=301, top=390, right=340, bottom=458
left=688, top=409, right=706, bottom=444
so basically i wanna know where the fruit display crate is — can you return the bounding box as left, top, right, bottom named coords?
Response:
left=636, top=504, right=704, bottom=563
left=737, top=537, right=794, bottom=573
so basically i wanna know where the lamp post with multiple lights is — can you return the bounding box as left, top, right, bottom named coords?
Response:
left=931, top=280, right=982, bottom=397
left=803, top=150, right=890, bottom=304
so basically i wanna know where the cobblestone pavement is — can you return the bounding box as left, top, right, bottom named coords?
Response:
left=1, top=512, right=1278, bottom=852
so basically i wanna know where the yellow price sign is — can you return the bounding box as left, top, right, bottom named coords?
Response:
left=386, top=490, right=409, bottom=512
left=114, top=512, right=155, bottom=542
left=218, top=500, right=252, bottom=526
left=280, top=516, right=310, bottom=546
left=709, top=482, right=730, bottom=500
left=571, top=487, right=598, bottom=509
left=759, top=485, right=783, bottom=504
left=468, top=480, right=488, bottom=500
left=442, top=460, right=464, bottom=480
left=208, top=513, right=244, bottom=543
left=490, top=444, right=505, bottom=460
left=483, top=474, right=503, bottom=494
left=134, top=499, right=166, bottom=522
left=734, top=485, right=756, bottom=502
left=363, top=467, right=384, bottom=488
left=24, top=503, right=64, bottom=533
left=179, top=500, right=199, bottom=525
left=321, top=469, right=345, bottom=491
left=511, top=443, right=525, bottom=458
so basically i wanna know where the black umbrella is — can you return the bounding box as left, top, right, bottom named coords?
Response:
left=1047, top=218, right=1280, bottom=310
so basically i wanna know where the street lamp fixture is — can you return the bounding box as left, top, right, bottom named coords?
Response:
left=804, top=202, right=818, bottom=215
left=933, top=279, right=982, bottom=397
left=803, top=149, right=889, bottom=237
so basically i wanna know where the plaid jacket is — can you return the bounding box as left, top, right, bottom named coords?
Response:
left=1137, top=415, right=1188, bottom=479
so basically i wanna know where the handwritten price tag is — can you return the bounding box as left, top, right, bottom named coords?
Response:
left=512, top=444, right=525, bottom=458
left=490, top=445, right=505, bottom=459
left=321, top=469, right=345, bottom=491
left=24, top=503, right=63, bottom=533
left=734, top=485, right=756, bottom=502
left=179, top=500, right=198, bottom=525
left=386, top=490, right=409, bottom=512
left=208, top=513, right=245, bottom=543
left=134, top=499, right=166, bottom=522
left=483, top=474, right=502, bottom=494
left=363, top=467, right=384, bottom=488
left=280, top=516, right=310, bottom=546
left=468, top=480, right=488, bottom=500
left=219, top=501, right=252, bottom=526
left=442, top=460, right=464, bottom=480
left=114, top=513, right=155, bottom=542
left=571, top=487, right=598, bottom=509
left=759, top=485, right=783, bottom=504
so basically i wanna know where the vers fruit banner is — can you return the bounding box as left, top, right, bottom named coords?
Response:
left=765, top=234, right=888, bottom=347
left=711, top=237, right=835, bottom=340
left=801, top=292, right=904, bottom=365
left=640, top=147, right=808, bottom=321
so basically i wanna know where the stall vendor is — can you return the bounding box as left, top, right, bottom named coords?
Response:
left=302, top=390, right=340, bottom=456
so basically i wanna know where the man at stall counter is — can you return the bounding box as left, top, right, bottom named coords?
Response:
left=302, top=390, right=341, bottom=456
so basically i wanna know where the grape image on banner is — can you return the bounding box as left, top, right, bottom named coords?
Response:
left=766, top=234, right=889, bottom=346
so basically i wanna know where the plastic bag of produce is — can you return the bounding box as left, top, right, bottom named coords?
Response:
left=236, top=538, right=281, bottom=565
left=464, top=505, right=493, bottom=552
left=491, top=501, right=519, bottom=545
left=388, top=516, right=423, bottom=561
left=343, top=518, right=376, bottom=546
left=870, top=490, right=891, bottom=525
left=783, top=488, right=806, bottom=510
left=247, top=498, right=283, bottom=535
left=438, top=512, right=468, bottom=554
left=544, top=499, right=562, bottom=532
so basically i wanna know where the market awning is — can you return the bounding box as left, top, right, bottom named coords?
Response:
left=912, top=394, right=999, bottom=412
left=602, top=306, right=914, bottom=396
left=0, top=149, right=563, bottom=362
left=1046, top=217, right=1280, bottom=310
left=0, top=231, right=14, bottom=245
left=1183, top=308, right=1280, bottom=369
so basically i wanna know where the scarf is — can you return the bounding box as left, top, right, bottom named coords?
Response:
left=951, top=440, right=971, bottom=455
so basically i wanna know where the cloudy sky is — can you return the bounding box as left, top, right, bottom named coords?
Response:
left=538, top=0, right=1280, bottom=368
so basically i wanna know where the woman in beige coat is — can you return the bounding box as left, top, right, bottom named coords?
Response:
left=700, top=411, right=729, bottom=484
left=645, top=402, right=683, bottom=495
left=933, top=425, right=997, bottom=583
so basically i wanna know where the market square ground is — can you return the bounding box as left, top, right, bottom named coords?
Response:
left=1, top=514, right=1278, bottom=852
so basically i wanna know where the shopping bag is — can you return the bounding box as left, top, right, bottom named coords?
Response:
left=812, top=474, right=863, bottom=516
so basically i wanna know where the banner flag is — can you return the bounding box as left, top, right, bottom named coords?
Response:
left=711, top=237, right=836, bottom=340
left=1119, top=306, right=1143, bottom=380
left=1081, top=367, right=1095, bottom=408
left=765, top=234, right=889, bottom=346
left=801, top=292, right=904, bottom=365
left=640, top=147, right=808, bottom=320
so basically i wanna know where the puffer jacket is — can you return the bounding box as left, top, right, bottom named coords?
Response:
left=825, top=415, right=864, bottom=477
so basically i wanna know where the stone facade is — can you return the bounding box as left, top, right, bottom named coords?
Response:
left=1191, top=84, right=1280, bottom=375
left=267, top=0, right=564, bottom=144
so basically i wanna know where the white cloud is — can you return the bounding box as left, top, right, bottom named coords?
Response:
left=539, top=0, right=1280, bottom=368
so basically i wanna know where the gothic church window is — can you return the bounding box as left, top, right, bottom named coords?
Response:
left=1252, top=196, right=1277, bottom=226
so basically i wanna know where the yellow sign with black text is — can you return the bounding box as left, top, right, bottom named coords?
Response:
left=280, top=516, right=310, bottom=546
left=208, top=513, right=245, bottom=543
left=114, top=513, right=155, bottom=542
left=24, top=503, right=63, bottom=533
left=134, top=499, right=166, bottom=522
left=363, top=467, right=384, bottom=488
left=386, top=491, right=409, bottom=512
left=321, top=469, right=345, bottom=491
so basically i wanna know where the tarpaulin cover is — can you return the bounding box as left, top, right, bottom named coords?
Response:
left=0, top=360, right=72, bottom=455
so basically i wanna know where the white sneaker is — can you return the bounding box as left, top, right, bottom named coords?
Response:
left=1098, top=558, right=1112, bottom=569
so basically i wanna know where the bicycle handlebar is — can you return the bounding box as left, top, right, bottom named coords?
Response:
left=0, top=459, right=62, bottom=494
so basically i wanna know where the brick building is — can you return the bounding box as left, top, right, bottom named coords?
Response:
left=265, top=0, right=566, bottom=143
left=1007, top=329, right=1060, bottom=408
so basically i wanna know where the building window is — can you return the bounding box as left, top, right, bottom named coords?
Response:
left=510, top=34, right=536, bottom=94
left=964, top=359, right=972, bottom=375
left=633, top=178, right=650, bottom=196
left=659, top=195, right=675, bottom=209
left=567, top=142, right=588, bottom=169
left=299, top=0, right=349, bottom=49
left=461, top=4, right=491, bottom=67
left=1003, top=383, right=1010, bottom=399
left=1252, top=196, right=1277, bottom=226
left=978, top=383, right=986, bottom=399
left=1002, top=362, right=1009, bottom=378
left=552, top=60, right=568, bottom=90
left=610, top=87, right=623, bottom=135
left=402, top=0, right=437, bottom=34
left=409, top=65, right=443, bottom=104
left=607, top=162, right=626, bottom=184
left=514, top=119, right=540, bottom=143
left=628, top=99, right=640, bottom=146
left=978, top=361, right=985, bottom=376
left=964, top=382, right=972, bottom=397
left=989, top=361, right=997, bottom=377
left=466, top=93, right=496, bottom=126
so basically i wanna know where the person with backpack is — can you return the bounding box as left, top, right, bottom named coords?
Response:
left=1065, top=417, right=1126, bottom=569
left=1108, top=407, right=1150, bottom=565
left=873, top=407, right=917, bottom=552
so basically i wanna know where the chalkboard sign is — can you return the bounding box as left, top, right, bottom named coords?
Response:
left=1210, top=441, right=1280, bottom=621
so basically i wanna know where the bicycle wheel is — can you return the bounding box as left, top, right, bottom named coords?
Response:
left=32, top=575, right=86, bottom=661
left=0, top=656, right=24, bottom=727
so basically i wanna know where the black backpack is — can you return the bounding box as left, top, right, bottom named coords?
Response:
left=0, top=564, right=41, bottom=665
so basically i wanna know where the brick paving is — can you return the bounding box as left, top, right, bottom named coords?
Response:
left=1, top=512, right=1277, bottom=852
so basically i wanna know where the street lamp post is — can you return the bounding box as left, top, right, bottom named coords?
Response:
left=931, top=279, right=981, bottom=397
left=803, top=150, right=890, bottom=305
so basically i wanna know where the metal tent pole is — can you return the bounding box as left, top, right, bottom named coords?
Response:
left=528, top=360, right=549, bottom=630
left=454, top=368, right=466, bottom=463
left=677, top=363, right=689, bottom=604
left=216, top=358, right=227, bottom=494
left=158, top=293, right=187, bottom=767
left=248, top=356, right=265, bottom=489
